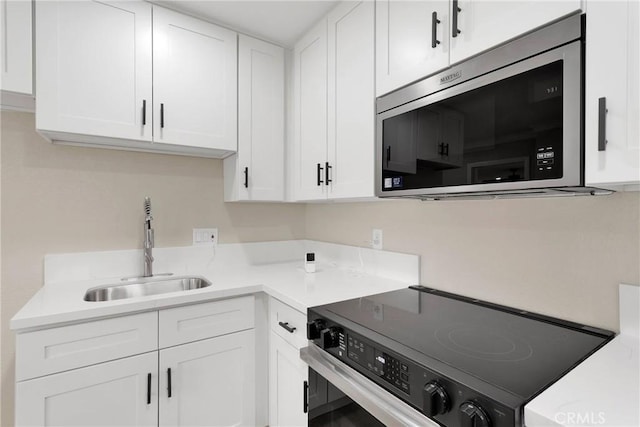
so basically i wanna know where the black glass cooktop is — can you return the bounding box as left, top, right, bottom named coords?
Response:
left=322, top=286, right=613, bottom=400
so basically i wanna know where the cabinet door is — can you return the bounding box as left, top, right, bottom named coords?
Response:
left=449, top=0, right=581, bottom=64
left=585, top=0, right=640, bottom=189
left=269, top=332, right=308, bottom=427
left=1, top=0, right=32, bottom=94
left=293, top=19, right=328, bottom=201
left=376, top=0, right=450, bottom=96
left=16, top=352, right=158, bottom=427
left=35, top=1, right=152, bottom=141
left=159, top=330, right=256, bottom=427
left=229, top=35, right=285, bottom=201
left=327, top=0, right=375, bottom=199
left=152, top=6, right=237, bottom=151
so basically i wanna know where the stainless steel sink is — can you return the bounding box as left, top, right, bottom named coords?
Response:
left=84, top=276, right=212, bottom=302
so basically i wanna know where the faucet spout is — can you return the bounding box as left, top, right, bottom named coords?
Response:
left=143, top=197, right=154, bottom=277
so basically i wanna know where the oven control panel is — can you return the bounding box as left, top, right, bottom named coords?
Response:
left=346, top=334, right=412, bottom=394
left=307, top=314, right=517, bottom=427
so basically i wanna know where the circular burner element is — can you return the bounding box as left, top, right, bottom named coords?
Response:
left=435, top=323, right=533, bottom=362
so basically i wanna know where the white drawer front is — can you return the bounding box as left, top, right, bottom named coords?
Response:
left=159, top=296, right=255, bottom=348
left=269, top=298, right=308, bottom=349
left=16, top=312, right=158, bottom=381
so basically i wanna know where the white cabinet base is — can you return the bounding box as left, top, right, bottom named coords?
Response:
left=269, top=332, right=307, bottom=427
left=160, top=330, right=256, bottom=427
left=16, top=352, right=158, bottom=427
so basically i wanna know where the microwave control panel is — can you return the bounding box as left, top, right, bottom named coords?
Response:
left=535, top=143, right=561, bottom=179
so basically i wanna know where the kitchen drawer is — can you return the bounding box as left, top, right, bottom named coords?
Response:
left=159, top=296, right=255, bottom=348
left=269, top=297, right=308, bottom=349
left=16, top=311, right=158, bottom=381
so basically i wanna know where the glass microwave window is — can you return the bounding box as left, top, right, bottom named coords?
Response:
left=381, top=61, right=564, bottom=191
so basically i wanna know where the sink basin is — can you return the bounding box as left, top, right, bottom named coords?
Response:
left=84, top=276, right=212, bottom=302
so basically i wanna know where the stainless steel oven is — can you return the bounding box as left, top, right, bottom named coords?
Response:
left=376, top=14, right=610, bottom=200
left=303, top=286, right=613, bottom=427
left=303, top=347, right=437, bottom=426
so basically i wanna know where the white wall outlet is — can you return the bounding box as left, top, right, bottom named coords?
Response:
left=372, top=229, right=383, bottom=250
left=193, top=228, right=218, bottom=246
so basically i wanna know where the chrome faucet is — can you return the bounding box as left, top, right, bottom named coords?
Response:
left=143, top=197, right=154, bottom=277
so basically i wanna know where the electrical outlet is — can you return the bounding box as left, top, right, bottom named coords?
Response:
left=193, top=228, right=218, bottom=246
left=372, top=229, right=383, bottom=250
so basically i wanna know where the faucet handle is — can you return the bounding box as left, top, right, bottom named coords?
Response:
left=146, top=228, right=154, bottom=248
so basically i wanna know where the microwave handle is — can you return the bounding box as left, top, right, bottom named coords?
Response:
left=598, top=97, right=607, bottom=151
left=452, top=0, right=462, bottom=38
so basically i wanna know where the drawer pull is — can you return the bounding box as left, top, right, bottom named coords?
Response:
left=279, top=321, right=297, bottom=333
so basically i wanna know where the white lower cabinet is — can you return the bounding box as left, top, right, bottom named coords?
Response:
left=16, top=352, right=159, bottom=427
left=269, top=332, right=308, bottom=427
left=15, top=297, right=256, bottom=427
left=268, top=297, right=309, bottom=427
left=160, top=330, right=256, bottom=427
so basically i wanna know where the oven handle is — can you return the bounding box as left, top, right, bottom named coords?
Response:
left=300, top=345, right=438, bottom=427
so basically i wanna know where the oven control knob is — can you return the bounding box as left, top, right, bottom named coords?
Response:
left=320, top=327, right=341, bottom=349
left=459, top=401, right=491, bottom=427
left=423, top=381, right=450, bottom=416
left=306, top=319, right=326, bottom=340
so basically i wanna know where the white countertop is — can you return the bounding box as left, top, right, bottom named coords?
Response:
left=525, top=284, right=640, bottom=427
left=11, top=241, right=419, bottom=331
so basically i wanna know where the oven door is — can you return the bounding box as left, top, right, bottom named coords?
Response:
left=301, top=345, right=437, bottom=427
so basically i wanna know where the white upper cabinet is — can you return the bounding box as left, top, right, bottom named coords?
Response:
left=293, top=1, right=375, bottom=201
left=449, top=0, right=581, bottom=64
left=293, top=19, right=329, bottom=201
left=35, top=1, right=238, bottom=158
left=152, top=6, right=237, bottom=151
left=376, top=0, right=450, bottom=96
left=585, top=0, right=640, bottom=190
left=36, top=0, right=153, bottom=142
left=1, top=0, right=33, bottom=95
left=327, top=0, right=375, bottom=199
left=225, top=35, right=285, bottom=202
left=377, top=0, right=582, bottom=95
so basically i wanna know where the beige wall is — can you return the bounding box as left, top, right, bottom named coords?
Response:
left=1, top=111, right=639, bottom=425
left=306, top=195, right=640, bottom=332
left=0, top=112, right=306, bottom=426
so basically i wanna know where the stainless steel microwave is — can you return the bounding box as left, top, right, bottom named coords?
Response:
left=376, top=14, right=610, bottom=200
